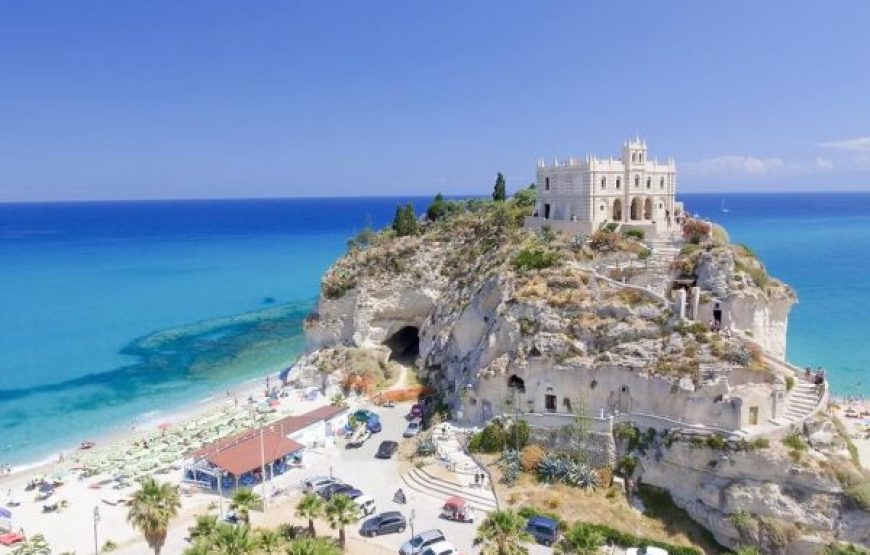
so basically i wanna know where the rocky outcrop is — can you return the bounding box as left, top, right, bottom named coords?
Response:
left=299, top=204, right=866, bottom=553
left=635, top=424, right=870, bottom=553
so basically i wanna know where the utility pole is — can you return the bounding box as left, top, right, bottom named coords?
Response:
left=93, top=506, right=100, bottom=555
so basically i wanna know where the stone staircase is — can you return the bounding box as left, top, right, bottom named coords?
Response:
left=781, top=380, right=822, bottom=423
left=400, top=465, right=498, bottom=513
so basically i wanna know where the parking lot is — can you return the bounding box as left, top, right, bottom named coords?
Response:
left=292, top=401, right=482, bottom=554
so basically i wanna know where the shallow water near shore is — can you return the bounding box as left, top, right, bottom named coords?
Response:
left=1, top=193, right=868, bottom=467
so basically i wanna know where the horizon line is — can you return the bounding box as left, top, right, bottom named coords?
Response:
left=3, top=188, right=870, bottom=205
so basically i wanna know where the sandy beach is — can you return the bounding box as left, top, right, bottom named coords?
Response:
left=832, top=397, right=870, bottom=469
left=0, top=369, right=336, bottom=554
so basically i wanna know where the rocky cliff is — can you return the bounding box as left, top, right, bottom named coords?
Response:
left=297, top=194, right=868, bottom=553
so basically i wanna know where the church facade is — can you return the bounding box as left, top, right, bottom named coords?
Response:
left=526, top=138, right=682, bottom=238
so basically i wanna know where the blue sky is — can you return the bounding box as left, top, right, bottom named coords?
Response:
left=2, top=1, right=870, bottom=201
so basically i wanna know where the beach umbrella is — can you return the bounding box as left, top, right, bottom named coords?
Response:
left=158, top=422, right=173, bottom=431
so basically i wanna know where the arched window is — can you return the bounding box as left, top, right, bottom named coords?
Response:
left=634, top=176, right=640, bottom=188
left=616, top=178, right=621, bottom=190
left=600, top=176, right=606, bottom=189
left=638, top=153, right=643, bottom=163
left=631, top=153, right=636, bottom=162
left=545, top=177, right=550, bottom=190
left=660, top=177, right=665, bottom=189
left=646, top=177, right=651, bottom=189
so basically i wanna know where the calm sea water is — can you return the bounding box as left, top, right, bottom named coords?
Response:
left=0, top=193, right=868, bottom=466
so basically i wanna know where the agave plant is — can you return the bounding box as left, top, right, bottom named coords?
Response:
left=564, top=461, right=599, bottom=491
left=416, top=438, right=437, bottom=457
left=536, top=453, right=567, bottom=483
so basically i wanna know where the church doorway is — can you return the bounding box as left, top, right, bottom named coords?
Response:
left=644, top=198, right=653, bottom=220
left=713, top=301, right=723, bottom=327
left=612, top=199, right=623, bottom=221
left=630, top=198, right=641, bottom=220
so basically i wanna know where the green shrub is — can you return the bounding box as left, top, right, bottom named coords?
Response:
left=513, top=248, right=559, bottom=270
left=785, top=376, right=795, bottom=391
left=825, top=542, right=870, bottom=555
left=615, top=423, right=640, bottom=451
left=624, top=228, right=645, bottom=240
left=782, top=433, right=807, bottom=451
left=616, top=455, right=638, bottom=477
left=467, top=432, right=483, bottom=452
left=638, top=248, right=652, bottom=260
left=506, top=419, right=530, bottom=450
left=846, top=479, right=870, bottom=510
left=602, top=222, right=619, bottom=233
left=563, top=522, right=702, bottom=555
left=752, top=437, right=770, bottom=449
left=706, top=435, right=726, bottom=450
left=479, top=421, right=507, bottom=452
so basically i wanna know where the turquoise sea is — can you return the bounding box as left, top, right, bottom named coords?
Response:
left=1, top=193, right=868, bottom=467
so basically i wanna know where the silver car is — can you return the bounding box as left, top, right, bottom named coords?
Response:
left=399, top=529, right=445, bottom=555
left=303, top=476, right=338, bottom=493
left=403, top=418, right=422, bottom=438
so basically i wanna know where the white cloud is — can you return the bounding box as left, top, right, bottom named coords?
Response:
left=681, top=155, right=788, bottom=178
left=818, top=136, right=870, bottom=153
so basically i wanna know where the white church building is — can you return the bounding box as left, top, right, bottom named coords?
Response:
left=525, top=138, right=683, bottom=238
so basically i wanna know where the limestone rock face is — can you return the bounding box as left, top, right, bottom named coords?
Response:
left=299, top=212, right=868, bottom=553
left=635, top=428, right=869, bottom=553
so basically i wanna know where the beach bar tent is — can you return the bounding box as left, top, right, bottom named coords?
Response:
left=185, top=428, right=304, bottom=491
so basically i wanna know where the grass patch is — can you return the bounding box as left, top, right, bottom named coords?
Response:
left=513, top=248, right=559, bottom=271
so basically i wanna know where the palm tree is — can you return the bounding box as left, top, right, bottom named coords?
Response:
left=209, top=523, right=254, bottom=555
left=12, top=534, right=51, bottom=555
left=127, top=477, right=182, bottom=555
left=285, top=536, right=343, bottom=555
left=474, top=509, right=533, bottom=555
left=188, top=514, right=219, bottom=542
left=255, top=528, right=284, bottom=554
left=324, top=494, right=359, bottom=549
left=295, top=493, right=325, bottom=537
left=230, top=488, right=262, bottom=525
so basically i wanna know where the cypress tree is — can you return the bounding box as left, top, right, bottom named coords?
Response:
left=492, top=172, right=507, bottom=202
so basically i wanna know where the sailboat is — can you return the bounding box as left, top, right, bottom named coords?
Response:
left=721, top=198, right=730, bottom=213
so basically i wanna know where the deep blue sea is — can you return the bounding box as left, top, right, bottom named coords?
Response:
left=1, top=193, right=868, bottom=466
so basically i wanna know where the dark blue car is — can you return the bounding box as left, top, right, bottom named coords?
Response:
left=367, top=417, right=382, bottom=433
left=526, top=515, right=559, bottom=546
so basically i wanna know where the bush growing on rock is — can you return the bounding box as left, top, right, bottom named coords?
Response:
left=513, top=248, right=559, bottom=271
left=682, top=218, right=712, bottom=243
left=520, top=445, right=546, bottom=472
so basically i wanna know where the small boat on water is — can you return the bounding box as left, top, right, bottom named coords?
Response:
left=79, top=441, right=95, bottom=450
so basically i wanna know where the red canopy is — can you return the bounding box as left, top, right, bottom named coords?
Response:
left=444, top=496, right=466, bottom=509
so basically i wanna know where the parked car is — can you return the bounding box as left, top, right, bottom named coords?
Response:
left=407, top=403, right=424, bottom=419
left=353, top=494, right=377, bottom=517
left=359, top=511, right=407, bottom=537
left=352, top=409, right=378, bottom=423
left=399, top=529, right=446, bottom=555
left=367, top=416, right=382, bottom=433
left=626, top=547, right=669, bottom=555
left=525, top=515, right=560, bottom=546
left=420, top=541, right=460, bottom=555
left=375, top=440, right=398, bottom=459
left=403, top=418, right=422, bottom=438
left=319, top=482, right=357, bottom=500
left=303, top=476, right=338, bottom=493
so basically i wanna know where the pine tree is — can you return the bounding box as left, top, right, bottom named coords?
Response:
left=427, top=193, right=447, bottom=221
left=492, top=172, right=507, bottom=202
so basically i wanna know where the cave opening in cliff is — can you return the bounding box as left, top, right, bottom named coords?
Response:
left=383, top=326, right=420, bottom=363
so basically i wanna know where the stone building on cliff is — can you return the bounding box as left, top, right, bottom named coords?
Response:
left=526, top=138, right=683, bottom=238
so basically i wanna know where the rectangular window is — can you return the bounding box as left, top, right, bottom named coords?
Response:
left=545, top=394, right=557, bottom=412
